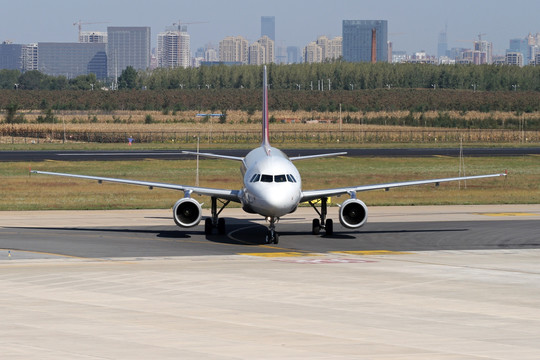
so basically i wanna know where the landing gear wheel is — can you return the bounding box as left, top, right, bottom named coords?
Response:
left=265, top=230, right=279, bottom=244
left=204, top=218, right=213, bottom=235
left=325, top=219, right=334, bottom=236
left=217, top=218, right=226, bottom=235
left=312, top=219, right=321, bottom=235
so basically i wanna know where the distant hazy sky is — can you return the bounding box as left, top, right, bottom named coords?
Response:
left=2, top=0, right=539, bottom=55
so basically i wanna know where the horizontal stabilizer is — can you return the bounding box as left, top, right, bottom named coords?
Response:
left=182, top=151, right=244, bottom=161
left=289, top=152, right=347, bottom=161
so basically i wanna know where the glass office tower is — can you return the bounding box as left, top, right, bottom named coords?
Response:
left=342, top=20, right=388, bottom=63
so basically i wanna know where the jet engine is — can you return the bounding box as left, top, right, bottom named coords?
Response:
left=173, top=198, right=202, bottom=228
left=339, top=199, right=368, bottom=229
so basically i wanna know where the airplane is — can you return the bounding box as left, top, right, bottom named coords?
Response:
left=31, top=66, right=507, bottom=244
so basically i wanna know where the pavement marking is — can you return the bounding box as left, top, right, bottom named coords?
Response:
left=476, top=212, right=538, bottom=217
left=238, top=252, right=321, bottom=258
left=275, top=258, right=377, bottom=264
left=330, top=250, right=411, bottom=256
left=0, top=248, right=88, bottom=260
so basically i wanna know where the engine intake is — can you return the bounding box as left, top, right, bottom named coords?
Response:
left=173, top=198, right=202, bottom=228
left=339, top=199, right=368, bottom=229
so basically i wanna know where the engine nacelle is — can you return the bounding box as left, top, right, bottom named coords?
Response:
left=173, top=198, right=202, bottom=228
left=339, top=199, right=368, bottom=229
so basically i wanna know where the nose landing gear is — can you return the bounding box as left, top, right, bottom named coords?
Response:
left=265, top=217, right=280, bottom=244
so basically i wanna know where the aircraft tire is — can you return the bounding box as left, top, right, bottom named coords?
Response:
left=312, top=219, right=321, bottom=235
left=325, top=219, right=334, bottom=236
left=218, top=218, right=226, bottom=235
left=204, top=218, right=213, bottom=235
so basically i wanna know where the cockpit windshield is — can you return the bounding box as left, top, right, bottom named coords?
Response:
left=274, top=174, right=286, bottom=182
left=260, top=174, right=273, bottom=182
left=250, top=174, right=297, bottom=183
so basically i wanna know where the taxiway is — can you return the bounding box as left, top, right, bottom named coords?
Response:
left=1, top=205, right=539, bottom=359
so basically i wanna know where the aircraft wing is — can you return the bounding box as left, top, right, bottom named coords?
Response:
left=30, top=170, right=242, bottom=202
left=182, top=151, right=244, bottom=161
left=300, top=173, right=507, bottom=203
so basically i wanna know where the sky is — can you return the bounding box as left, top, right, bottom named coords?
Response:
left=2, top=0, right=539, bottom=56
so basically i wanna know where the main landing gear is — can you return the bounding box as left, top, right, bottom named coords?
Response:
left=205, top=197, right=230, bottom=236
left=265, top=217, right=279, bottom=244
left=309, top=197, right=334, bottom=236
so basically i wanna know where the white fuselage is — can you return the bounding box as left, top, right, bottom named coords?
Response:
left=240, top=145, right=302, bottom=217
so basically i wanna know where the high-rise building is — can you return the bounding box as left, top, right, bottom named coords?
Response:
left=505, top=52, right=524, bottom=66
left=205, top=47, right=218, bottom=62
left=303, top=42, right=323, bottom=63
left=22, top=43, right=38, bottom=71
left=342, top=20, right=388, bottom=63
left=437, top=29, right=448, bottom=58
left=261, top=16, right=275, bottom=41
left=0, top=42, right=23, bottom=70
left=527, top=32, right=540, bottom=46
left=302, top=36, right=342, bottom=63
left=248, top=42, right=265, bottom=65
left=38, top=42, right=107, bottom=78
left=157, top=26, right=190, bottom=68
left=317, top=36, right=329, bottom=59
left=287, top=46, right=300, bottom=64
left=258, top=35, right=274, bottom=63
left=79, top=31, right=107, bottom=43
left=219, top=36, right=248, bottom=64
left=107, top=27, right=151, bottom=78
left=247, top=36, right=274, bottom=64
left=474, top=40, right=493, bottom=64
left=327, top=36, right=342, bottom=60
left=508, top=38, right=529, bottom=65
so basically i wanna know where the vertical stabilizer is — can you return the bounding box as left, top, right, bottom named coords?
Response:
left=262, top=65, right=270, bottom=148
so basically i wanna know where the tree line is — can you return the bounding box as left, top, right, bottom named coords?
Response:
left=1, top=62, right=539, bottom=91
left=2, top=88, right=539, bottom=114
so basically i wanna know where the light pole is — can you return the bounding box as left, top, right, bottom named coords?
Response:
left=194, top=135, right=200, bottom=186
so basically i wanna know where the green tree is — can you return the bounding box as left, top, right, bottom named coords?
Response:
left=0, top=69, right=21, bottom=89
left=118, top=66, right=138, bottom=89
left=36, top=108, right=57, bottom=123
left=18, top=70, right=46, bottom=90
left=4, top=103, right=18, bottom=123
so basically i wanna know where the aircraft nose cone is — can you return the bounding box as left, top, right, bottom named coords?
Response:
left=260, top=189, right=298, bottom=216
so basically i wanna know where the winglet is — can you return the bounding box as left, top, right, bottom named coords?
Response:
left=262, top=65, right=270, bottom=148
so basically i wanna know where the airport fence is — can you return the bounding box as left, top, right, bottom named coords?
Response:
left=1, top=128, right=539, bottom=145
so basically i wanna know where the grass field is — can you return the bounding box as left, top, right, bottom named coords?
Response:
left=1, top=156, right=537, bottom=211
left=2, top=108, right=540, bottom=148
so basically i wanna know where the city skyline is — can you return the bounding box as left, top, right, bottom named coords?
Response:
left=2, top=0, right=539, bottom=56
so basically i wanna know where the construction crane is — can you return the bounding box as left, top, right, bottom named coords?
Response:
left=170, top=20, right=208, bottom=32
left=73, top=20, right=110, bottom=41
